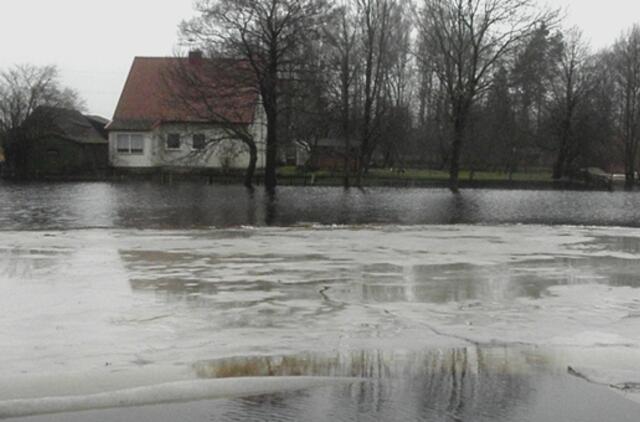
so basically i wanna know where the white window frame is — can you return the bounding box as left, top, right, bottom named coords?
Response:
left=165, top=133, right=182, bottom=151
left=116, top=133, right=144, bottom=155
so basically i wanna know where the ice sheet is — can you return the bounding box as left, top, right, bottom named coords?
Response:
left=2, top=225, right=640, bottom=413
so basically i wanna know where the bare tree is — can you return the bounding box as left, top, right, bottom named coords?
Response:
left=511, top=24, right=563, bottom=170
left=162, top=56, right=261, bottom=188
left=547, top=28, right=593, bottom=180
left=612, top=25, right=640, bottom=187
left=0, top=64, right=84, bottom=178
left=324, top=0, right=359, bottom=188
left=417, top=0, right=555, bottom=192
left=355, top=0, right=398, bottom=185
left=181, top=0, right=332, bottom=192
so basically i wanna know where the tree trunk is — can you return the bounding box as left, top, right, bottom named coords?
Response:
left=263, top=46, right=279, bottom=193
left=244, top=140, right=258, bottom=189
left=449, top=114, right=465, bottom=193
left=341, top=52, right=351, bottom=190
left=553, top=113, right=573, bottom=180
left=264, top=114, right=277, bottom=192
left=553, top=146, right=567, bottom=180
left=624, top=142, right=636, bottom=189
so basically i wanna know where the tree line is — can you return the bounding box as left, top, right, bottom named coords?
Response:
left=180, top=0, right=640, bottom=191
left=3, top=1, right=640, bottom=192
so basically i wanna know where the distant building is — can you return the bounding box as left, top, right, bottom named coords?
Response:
left=21, top=106, right=109, bottom=178
left=107, top=51, right=266, bottom=172
left=296, top=138, right=359, bottom=171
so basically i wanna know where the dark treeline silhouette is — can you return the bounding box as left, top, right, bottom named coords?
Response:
left=177, top=0, right=640, bottom=191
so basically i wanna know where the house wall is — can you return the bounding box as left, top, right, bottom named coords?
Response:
left=28, top=136, right=108, bottom=176
left=108, top=132, right=156, bottom=168
left=109, top=115, right=266, bottom=170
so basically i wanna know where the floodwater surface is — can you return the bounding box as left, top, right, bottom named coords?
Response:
left=1, top=183, right=640, bottom=420
left=1, top=182, right=640, bottom=229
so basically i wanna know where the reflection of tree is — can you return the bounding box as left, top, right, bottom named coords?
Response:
left=264, top=191, right=278, bottom=226
left=0, top=248, right=70, bottom=280
left=200, top=347, right=533, bottom=421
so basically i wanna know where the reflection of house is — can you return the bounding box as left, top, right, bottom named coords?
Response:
left=296, top=138, right=359, bottom=170
left=107, top=51, right=266, bottom=171
left=22, top=106, right=109, bottom=177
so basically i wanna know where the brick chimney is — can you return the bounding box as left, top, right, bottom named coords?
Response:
left=188, top=50, right=203, bottom=66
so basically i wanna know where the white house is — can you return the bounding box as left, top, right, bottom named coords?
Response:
left=107, top=52, right=266, bottom=171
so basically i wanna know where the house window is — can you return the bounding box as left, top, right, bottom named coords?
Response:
left=130, top=135, right=143, bottom=153
left=192, top=134, right=205, bottom=150
left=166, top=133, right=181, bottom=150
left=116, top=134, right=144, bottom=154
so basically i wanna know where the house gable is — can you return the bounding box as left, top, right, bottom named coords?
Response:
left=108, top=53, right=266, bottom=170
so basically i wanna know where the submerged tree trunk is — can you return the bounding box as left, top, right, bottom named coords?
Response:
left=624, top=141, right=636, bottom=189
left=263, top=45, right=280, bottom=193
left=244, top=140, right=258, bottom=189
left=623, top=94, right=639, bottom=189
left=449, top=110, right=467, bottom=193
left=264, top=111, right=278, bottom=192
left=262, top=68, right=278, bottom=192
left=553, top=145, right=567, bottom=180
left=449, top=132, right=462, bottom=192
left=553, top=115, right=572, bottom=180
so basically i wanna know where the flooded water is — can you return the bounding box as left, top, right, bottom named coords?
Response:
left=1, top=182, right=640, bottom=420
left=1, top=181, right=640, bottom=229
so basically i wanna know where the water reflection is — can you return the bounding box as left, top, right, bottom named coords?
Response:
left=0, top=246, right=71, bottom=280
left=357, top=257, right=640, bottom=304
left=193, top=348, right=532, bottom=421
left=192, top=347, right=530, bottom=379
left=118, top=236, right=640, bottom=311
left=583, top=235, right=640, bottom=255
left=182, top=347, right=640, bottom=422
left=3, top=182, right=640, bottom=230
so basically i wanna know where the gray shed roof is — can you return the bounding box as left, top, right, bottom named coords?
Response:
left=28, top=107, right=108, bottom=145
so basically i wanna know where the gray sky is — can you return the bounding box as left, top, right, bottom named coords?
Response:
left=0, top=0, right=638, bottom=118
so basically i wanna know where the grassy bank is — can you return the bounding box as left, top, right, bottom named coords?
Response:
left=5, top=166, right=605, bottom=190
left=275, top=167, right=562, bottom=189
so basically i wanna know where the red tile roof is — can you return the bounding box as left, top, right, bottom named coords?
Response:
left=108, top=57, right=258, bottom=131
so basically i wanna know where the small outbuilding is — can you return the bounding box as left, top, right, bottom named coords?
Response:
left=296, top=138, right=359, bottom=171
left=22, top=106, right=109, bottom=178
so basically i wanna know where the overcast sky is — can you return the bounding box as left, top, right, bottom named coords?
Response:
left=0, top=0, right=638, bottom=118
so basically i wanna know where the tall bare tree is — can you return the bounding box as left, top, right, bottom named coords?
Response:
left=417, top=0, right=555, bottom=192
left=548, top=28, right=593, bottom=180
left=355, top=0, right=397, bottom=185
left=612, top=25, right=640, bottom=187
left=181, top=0, right=332, bottom=191
left=162, top=56, right=261, bottom=188
left=324, top=0, right=359, bottom=188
